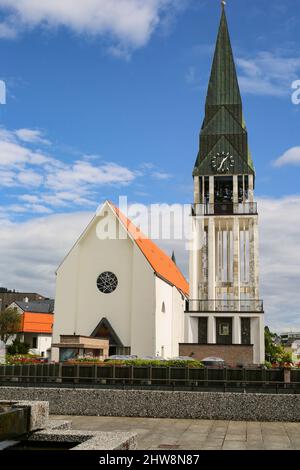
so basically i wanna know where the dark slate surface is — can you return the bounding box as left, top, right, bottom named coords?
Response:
left=194, top=6, right=254, bottom=177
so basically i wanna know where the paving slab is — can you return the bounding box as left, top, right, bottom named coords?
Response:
left=51, top=416, right=300, bottom=451
left=246, top=442, right=265, bottom=450
left=223, top=441, right=247, bottom=450
left=225, top=434, right=247, bottom=441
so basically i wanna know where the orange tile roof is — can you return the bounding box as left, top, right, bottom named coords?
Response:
left=20, top=312, right=54, bottom=334
left=110, top=203, right=189, bottom=296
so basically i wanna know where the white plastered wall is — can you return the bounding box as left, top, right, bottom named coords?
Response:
left=52, top=203, right=158, bottom=359
left=155, top=276, right=185, bottom=358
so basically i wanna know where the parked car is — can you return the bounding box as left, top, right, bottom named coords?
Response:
left=170, top=356, right=196, bottom=361
left=201, top=357, right=225, bottom=367
left=105, top=355, right=137, bottom=361
left=139, top=356, right=165, bottom=361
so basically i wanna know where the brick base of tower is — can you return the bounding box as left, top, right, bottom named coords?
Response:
left=179, top=343, right=254, bottom=367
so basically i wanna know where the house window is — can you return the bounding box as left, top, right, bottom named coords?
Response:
left=161, top=302, right=166, bottom=313
left=32, top=337, right=37, bottom=349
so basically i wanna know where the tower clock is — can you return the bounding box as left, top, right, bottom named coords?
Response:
left=211, top=152, right=235, bottom=173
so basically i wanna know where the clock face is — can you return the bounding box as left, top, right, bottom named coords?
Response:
left=211, top=152, right=235, bottom=173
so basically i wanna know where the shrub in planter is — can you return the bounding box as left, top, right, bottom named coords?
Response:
left=7, top=338, right=30, bottom=355
left=65, top=359, right=204, bottom=368
left=104, top=359, right=204, bottom=368
left=67, top=357, right=104, bottom=364
left=264, top=361, right=272, bottom=369
left=6, top=354, right=41, bottom=365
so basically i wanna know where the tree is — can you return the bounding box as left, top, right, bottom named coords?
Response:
left=265, top=326, right=293, bottom=364
left=7, top=338, right=30, bottom=355
left=0, top=307, right=21, bottom=343
left=265, top=326, right=278, bottom=362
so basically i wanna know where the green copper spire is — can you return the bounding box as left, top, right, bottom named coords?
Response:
left=206, top=3, right=241, bottom=108
left=193, top=4, right=254, bottom=177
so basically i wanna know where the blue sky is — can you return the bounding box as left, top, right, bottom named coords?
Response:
left=0, top=0, right=300, bottom=331
left=0, top=0, right=300, bottom=214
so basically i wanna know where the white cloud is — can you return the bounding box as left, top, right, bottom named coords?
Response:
left=0, top=204, right=28, bottom=214
left=258, top=196, right=300, bottom=331
left=151, top=171, right=172, bottom=180
left=46, top=161, right=137, bottom=191
left=0, top=196, right=300, bottom=333
left=273, top=147, right=300, bottom=167
left=17, top=169, right=43, bottom=187
left=0, top=212, right=92, bottom=295
left=0, top=127, right=169, bottom=215
left=39, top=192, right=96, bottom=208
left=0, top=0, right=184, bottom=53
left=27, top=204, right=53, bottom=214
left=237, top=51, right=300, bottom=96
left=15, top=128, right=50, bottom=145
left=185, top=65, right=201, bottom=88
left=0, top=22, right=17, bottom=38
left=0, top=170, right=15, bottom=186
left=0, top=126, right=139, bottom=212
left=19, top=194, right=39, bottom=204
left=0, top=140, right=48, bottom=167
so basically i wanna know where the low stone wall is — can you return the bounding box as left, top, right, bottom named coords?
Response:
left=179, top=344, right=254, bottom=367
left=0, top=400, right=49, bottom=431
left=0, top=387, right=299, bottom=422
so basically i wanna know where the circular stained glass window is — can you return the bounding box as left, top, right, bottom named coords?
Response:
left=97, top=272, right=118, bottom=294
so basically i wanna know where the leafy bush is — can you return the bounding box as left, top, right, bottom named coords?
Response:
left=104, top=359, right=204, bottom=368
left=0, top=308, right=21, bottom=343
left=67, top=357, right=104, bottom=364
left=65, top=358, right=204, bottom=367
left=7, top=338, right=30, bottom=355
left=265, top=326, right=293, bottom=365
left=264, top=361, right=272, bottom=369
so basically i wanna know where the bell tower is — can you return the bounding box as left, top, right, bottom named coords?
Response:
left=186, top=3, right=265, bottom=364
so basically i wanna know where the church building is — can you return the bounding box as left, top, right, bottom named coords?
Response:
left=52, top=201, right=188, bottom=361
left=181, top=4, right=265, bottom=365
left=52, top=4, right=265, bottom=365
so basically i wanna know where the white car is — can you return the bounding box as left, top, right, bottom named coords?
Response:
left=170, top=356, right=196, bottom=361
left=106, top=355, right=137, bottom=361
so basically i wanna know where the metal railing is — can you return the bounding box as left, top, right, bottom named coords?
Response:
left=192, top=202, right=258, bottom=216
left=187, top=299, right=264, bottom=313
left=0, top=364, right=299, bottom=394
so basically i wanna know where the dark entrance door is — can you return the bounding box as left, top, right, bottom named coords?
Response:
left=198, top=317, right=208, bottom=344
left=91, top=317, right=127, bottom=357
left=241, top=318, right=251, bottom=344
left=216, top=318, right=232, bottom=345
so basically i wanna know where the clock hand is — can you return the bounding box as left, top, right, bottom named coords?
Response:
left=217, top=156, right=228, bottom=171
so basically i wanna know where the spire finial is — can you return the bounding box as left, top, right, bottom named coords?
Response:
left=221, top=0, right=226, bottom=9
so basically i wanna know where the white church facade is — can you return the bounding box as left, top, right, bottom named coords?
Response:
left=52, top=201, right=188, bottom=361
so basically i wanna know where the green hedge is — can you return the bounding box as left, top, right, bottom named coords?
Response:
left=104, top=359, right=204, bottom=368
